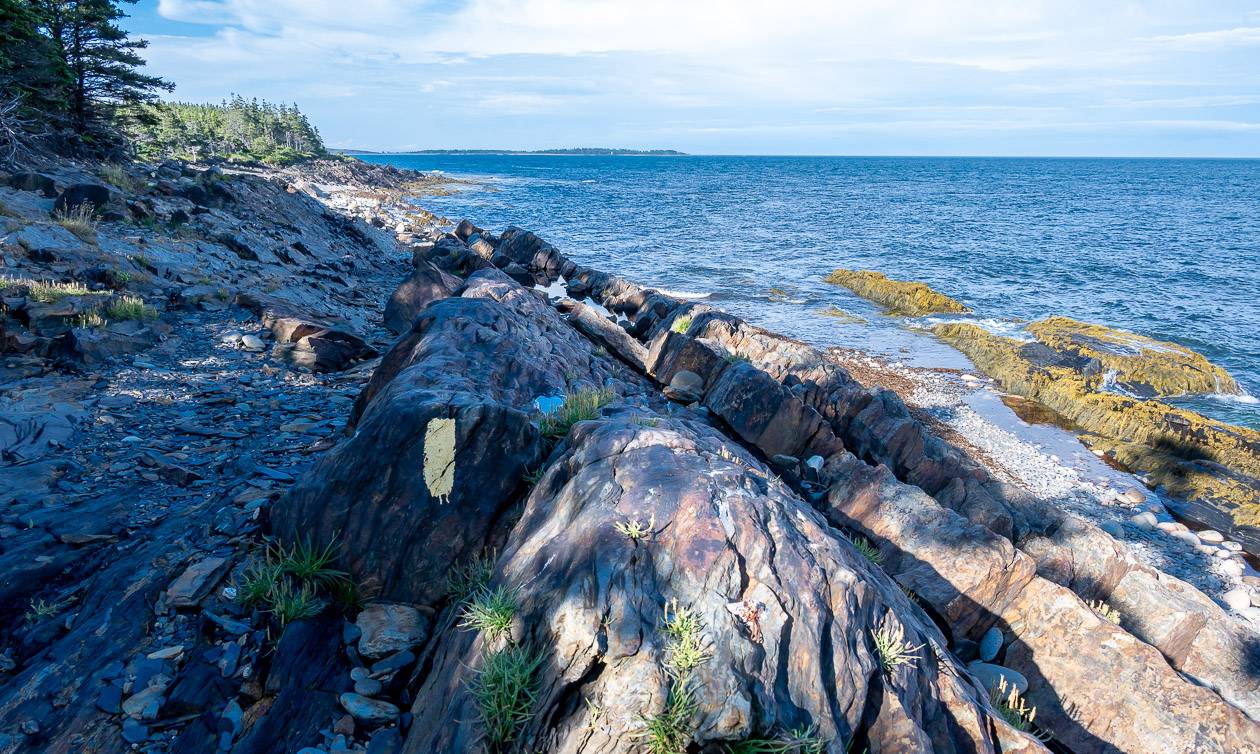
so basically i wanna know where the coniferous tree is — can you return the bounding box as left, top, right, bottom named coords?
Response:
left=34, top=0, right=171, bottom=143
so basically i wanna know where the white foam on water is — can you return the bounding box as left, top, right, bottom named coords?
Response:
left=657, top=289, right=711, bottom=300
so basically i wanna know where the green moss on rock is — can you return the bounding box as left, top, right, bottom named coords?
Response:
left=1026, top=316, right=1238, bottom=397
left=933, top=322, right=1260, bottom=533
left=824, top=269, right=970, bottom=316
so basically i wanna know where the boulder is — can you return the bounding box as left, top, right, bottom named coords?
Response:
left=8, top=172, right=57, bottom=198
left=236, top=292, right=376, bottom=372
left=53, top=183, right=114, bottom=215
left=356, top=603, right=430, bottom=660
left=382, top=260, right=461, bottom=334
left=405, top=414, right=1043, bottom=753
left=274, top=271, right=647, bottom=605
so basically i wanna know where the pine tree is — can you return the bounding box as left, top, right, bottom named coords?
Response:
left=35, top=0, right=171, bottom=142
left=0, top=0, right=68, bottom=114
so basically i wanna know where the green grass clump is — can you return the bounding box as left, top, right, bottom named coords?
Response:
left=670, top=315, right=693, bottom=334
left=1086, top=599, right=1121, bottom=624
left=52, top=204, right=98, bottom=243
left=538, top=388, right=614, bottom=440
left=13, top=278, right=90, bottom=302
left=871, top=619, right=923, bottom=675
left=105, top=295, right=157, bottom=321
left=447, top=552, right=497, bottom=603
left=991, top=676, right=1050, bottom=742
left=726, top=726, right=828, bottom=754
left=845, top=533, right=883, bottom=566
left=233, top=537, right=355, bottom=631
left=268, top=579, right=324, bottom=626
left=470, top=644, right=545, bottom=746
left=641, top=600, right=711, bottom=753
left=274, top=537, right=348, bottom=585
left=460, top=585, right=517, bottom=642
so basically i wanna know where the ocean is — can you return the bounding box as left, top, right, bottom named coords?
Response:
left=356, top=154, right=1260, bottom=429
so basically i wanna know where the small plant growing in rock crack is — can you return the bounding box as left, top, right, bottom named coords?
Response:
left=725, top=725, right=828, bottom=754
left=25, top=597, right=65, bottom=624
left=641, top=600, right=711, bottom=753
left=538, top=387, right=614, bottom=440
left=724, top=353, right=750, bottom=364
left=447, top=552, right=497, bottom=603
left=74, top=310, right=106, bottom=329
left=844, top=532, right=883, bottom=566
left=614, top=512, right=655, bottom=542
left=267, top=578, right=324, bottom=627
left=460, top=585, right=517, bottom=642
left=105, top=295, right=157, bottom=321
left=470, top=643, right=545, bottom=748
left=52, top=204, right=98, bottom=243
left=991, top=676, right=1050, bottom=742
left=522, top=466, right=546, bottom=486
left=274, top=537, right=348, bottom=586
left=12, top=278, right=90, bottom=302
left=670, top=315, right=693, bottom=334
left=1086, top=599, right=1121, bottom=624
left=871, top=618, right=923, bottom=675
left=238, top=559, right=284, bottom=607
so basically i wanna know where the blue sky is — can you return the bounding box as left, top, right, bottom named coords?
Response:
left=123, top=1, right=1260, bottom=156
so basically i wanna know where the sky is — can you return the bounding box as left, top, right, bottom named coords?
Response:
left=122, top=1, right=1260, bottom=156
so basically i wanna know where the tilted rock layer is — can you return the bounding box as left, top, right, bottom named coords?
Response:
left=824, top=269, right=971, bottom=316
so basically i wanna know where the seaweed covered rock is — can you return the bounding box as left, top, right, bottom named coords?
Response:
left=405, top=413, right=1043, bottom=754
left=934, top=322, right=1260, bottom=549
left=1026, top=316, right=1239, bottom=397
left=824, top=269, right=970, bottom=316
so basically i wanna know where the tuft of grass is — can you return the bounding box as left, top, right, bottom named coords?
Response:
left=845, top=533, right=883, bottom=566
left=522, top=467, right=546, bottom=486
left=267, top=579, right=324, bottom=627
left=98, top=162, right=144, bottom=192
left=25, top=598, right=63, bottom=624
left=726, top=726, right=828, bottom=754
left=724, top=353, right=750, bottom=364
left=871, top=618, right=923, bottom=675
left=460, top=585, right=517, bottom=642
left=538, top=388, right=614, bottom=440
left=614, top=512, right=655, bottom=542
left=114, top=270, right=134, bottom=285
left=52, top=204, right=98, bottom=243
left=661, top=600, right=709, bottom=677
left=447, top=552, right=496, bottom=603
left=105, top=295, right=157, bottom=321
left=272, top=537, right=348, bottom=586
left=237, top=559, right=284, bottom=607
left=640, top=599, right=711, bottom=753
left=991, top=676, right=1050, bottom=742
left=670, top=315, right=693, bottom=334
left=470, top=644, right=545, bottom=746
left=642, top=681, right=698, bottom=754
left=14, top=278, right=90, bottom=303
left=1086, top=599, right=1121, bottom=624
left=74, top=310, right=106, bottom=329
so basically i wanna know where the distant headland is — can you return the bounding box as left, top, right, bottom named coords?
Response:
left=331, top=147, right=687, bottom=156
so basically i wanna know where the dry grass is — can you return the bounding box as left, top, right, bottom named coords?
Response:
left=52, top=204, right=98, bottom=243
left=105, top=295, right=157, bottom=321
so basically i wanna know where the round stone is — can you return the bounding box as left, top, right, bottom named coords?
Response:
left=1121, top=488, right=1146, bottom=505
left=978, top=627, right=1003, bottom=662
left=1223, top=587, right=1251, bottom=611
left=966, top=662, right=1028, bottom=695
left=1198, top=529, right=1225, bottom=544
left=1130, top=511, right=1157, bottom=531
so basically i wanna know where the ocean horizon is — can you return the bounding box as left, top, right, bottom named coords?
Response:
left=359, top=152, right=1260, bottom=429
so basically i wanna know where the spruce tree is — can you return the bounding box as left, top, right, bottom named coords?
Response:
left=35, top=0, right=171, bottom=143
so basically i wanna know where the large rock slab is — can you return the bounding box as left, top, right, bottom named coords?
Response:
left=273, top=270, right=649, bottom=605
left=236, top=292, right=376, bottom=372
left=405, top=414, right=1043, bottom=754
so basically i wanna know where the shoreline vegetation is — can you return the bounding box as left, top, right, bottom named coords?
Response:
left=824, top=268, right=972, bottom=316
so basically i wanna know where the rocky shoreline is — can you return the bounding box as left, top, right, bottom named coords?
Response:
left=2, top=158, right=1260, bottom=752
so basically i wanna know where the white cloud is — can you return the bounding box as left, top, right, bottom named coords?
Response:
left=135, top=1, right=1260, bottom=154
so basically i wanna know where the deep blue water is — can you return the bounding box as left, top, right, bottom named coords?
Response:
left=357, top=154, right=1260, bottom=428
